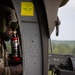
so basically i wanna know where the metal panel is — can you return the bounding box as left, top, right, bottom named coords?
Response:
left=12, top=0, right=38, bottom=22
left=56, top=69, right=75, bottom=75
left=44, top=0, right=62, bottom=34
left=11, top=0, right=43, bottom=75
left=21, top=22, right=42, bottom=75
left=32, top=1, right=49, bottom=75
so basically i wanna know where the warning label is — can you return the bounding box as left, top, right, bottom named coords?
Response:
left=21, top=2, right=34, bottom=16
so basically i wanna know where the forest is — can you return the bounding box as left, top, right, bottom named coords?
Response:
left=49, top=40, right=75, bottom=55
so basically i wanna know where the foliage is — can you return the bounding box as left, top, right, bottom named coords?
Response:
left=49, top=40, right=75, bottom=55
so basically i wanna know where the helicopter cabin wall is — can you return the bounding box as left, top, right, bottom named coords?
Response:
left=11, top=0, right=49, bottom=75
left=44, top=0, right=62, bottom=35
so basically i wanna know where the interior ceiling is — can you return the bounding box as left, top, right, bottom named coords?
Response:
left=0, top=0, right=14, bottom=9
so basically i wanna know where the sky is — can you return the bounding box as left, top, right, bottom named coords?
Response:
left=51, top=0, right=75, bottom=40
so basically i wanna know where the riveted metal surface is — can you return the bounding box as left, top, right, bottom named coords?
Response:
left=21, top=22, right=42, bottom=75
left=11, top=0, right=42, bottom=75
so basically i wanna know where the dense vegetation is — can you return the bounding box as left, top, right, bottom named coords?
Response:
left=49, top=40, right=75, bottom=55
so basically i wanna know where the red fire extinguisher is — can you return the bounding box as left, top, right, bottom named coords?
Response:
left=11, top=31, right=20, bottom=62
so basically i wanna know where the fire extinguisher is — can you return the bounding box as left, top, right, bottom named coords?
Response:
left=11, top=31, right=20, bottom=62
